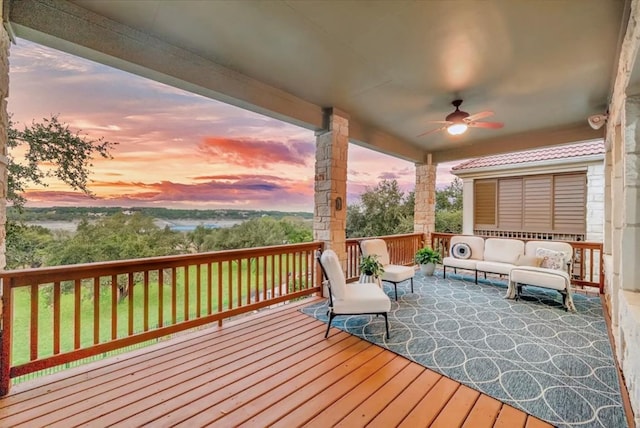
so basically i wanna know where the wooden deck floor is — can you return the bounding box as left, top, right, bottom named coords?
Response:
left=0, top=297, right=553, bottom=428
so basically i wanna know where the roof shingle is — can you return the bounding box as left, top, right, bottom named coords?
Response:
left=452, top=140, right=604, bottom=171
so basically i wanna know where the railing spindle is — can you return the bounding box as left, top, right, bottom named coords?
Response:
left=93, top=278, right=100, bottom=344
left=29, top=284, right=38, bottom=361
left=184, top=266, right=189, bottom=321
left=227, top=260, right=232, bottom=310
left=53, top=282, right=61, bottom=354
left=207, top=263, right=212, bottom=316
left=111, top=275, right=117, bottom=340
left=128, top=273, right=134, bottom=336
left=217, top=261, right=223, bottom=326
left=143, top=271, right=149, bottom=332
left=158, top=269, right=164, bottom=328
left=196, top=264, right=201, bottom=318
left=74, top=279, right=81, bottom=350
left=171, top=267, right=177, bottom=325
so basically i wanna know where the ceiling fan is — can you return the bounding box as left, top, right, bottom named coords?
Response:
left=418, top=99, right=504, bottom=137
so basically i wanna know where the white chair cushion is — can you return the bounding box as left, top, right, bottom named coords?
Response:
left=450, top=235, right=485, bottom=260
left=333, top=283, right=392, bottom=313
left=382, top=264, right=415, bottom=282
left=483, top=238, right=525, bottom=264
left=476, top=261, right=515, bottom=275
left=320, top=249, right=347, bottom=300
left=443, top=256, right=478, bottom=270
left=360, top=239, right=390, bottom=265
left=510, top=266, right=570, bottom=291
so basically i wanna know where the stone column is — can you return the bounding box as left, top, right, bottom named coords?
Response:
left=603, top=127, right=614, bottom=304
left=0, top=15, right=9, bottom=397
left=0, top=17, right=8, bottom=270
left=314, top=109, right=348, bottom=272
left=610, top=118, right=624, bottom=350
left=414, top=157, right=436, bottom=247
left=617, top=94, right=640, bottom=427
left=621, top=95, right=640, bottom=292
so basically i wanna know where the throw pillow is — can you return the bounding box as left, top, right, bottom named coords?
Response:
left=535, top=248, right=567, bottom=270
left=451, top=242, right=472, bottom=259
left=515, top=254, right=542, bottom=267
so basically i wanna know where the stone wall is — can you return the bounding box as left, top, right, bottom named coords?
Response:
left=586, top=163, right=604, bottom=242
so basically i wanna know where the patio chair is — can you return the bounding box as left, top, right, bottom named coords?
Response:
left=317, top=249, right=391, bottom=339
left=359, top=239, right=415, bottom=300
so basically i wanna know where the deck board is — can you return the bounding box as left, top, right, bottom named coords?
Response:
left=0, top=297, right=554, bottom=428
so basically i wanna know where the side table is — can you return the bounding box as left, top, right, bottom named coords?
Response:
left=359, top=274, right=382, bottom=288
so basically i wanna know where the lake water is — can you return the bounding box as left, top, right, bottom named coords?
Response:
left=26, top=219, right=244, bottom=232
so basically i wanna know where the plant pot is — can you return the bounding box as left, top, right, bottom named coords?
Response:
left=420, top=262, right=436, bottom=276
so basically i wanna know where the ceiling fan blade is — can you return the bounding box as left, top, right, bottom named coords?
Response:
left=465, top=111, right=494, bottom=122
left=468, top=121, right=504, bottom=129
left=426, top=120, right=453, bottom=124
left=417, top=126, right=446, bottom=137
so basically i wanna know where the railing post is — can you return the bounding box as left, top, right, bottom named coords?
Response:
left=1, top=278, right=13, bottom=396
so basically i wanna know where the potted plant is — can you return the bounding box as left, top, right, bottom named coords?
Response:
left=415, top=247, right=441, bottom=276
left=359, top=254, right=384, bottom=284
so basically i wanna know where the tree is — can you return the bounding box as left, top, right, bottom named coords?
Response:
left=436, top=177, right=463, bottom=211
left=45, top=212, right=183, bottom=301
left=435, top=177, right=463, bottom=233
left=5, top=223, right=54, bottom=269
left=7, top=115, right=116, bottom=209
left=346, top=180, right=414, bottom=238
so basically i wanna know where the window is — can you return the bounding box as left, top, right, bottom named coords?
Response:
left=474, top=172, right=586, bottom=234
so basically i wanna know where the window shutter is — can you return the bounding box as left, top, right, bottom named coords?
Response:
left=498, top=178, right=523, bottom=229
left=523, top=176, right=552, bottom=231
left=553, top=173, right=586, bottom=233
left=474, top=180, right=497, bottom=227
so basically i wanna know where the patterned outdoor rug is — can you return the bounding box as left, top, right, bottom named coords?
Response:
left=301, top=272, right=627, bottom=428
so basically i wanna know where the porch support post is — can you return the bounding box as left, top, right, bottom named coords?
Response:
left=314, top=108, right=348, bottom=274
left=611, top=95, right=640, bottom=426
left=621, top=95, right=640, bottom=293
left=0, top=6, right=10, bottom=397
left=414, top=156, right=436, bottom=247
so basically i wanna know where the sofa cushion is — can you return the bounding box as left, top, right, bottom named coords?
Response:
left=536, top=248, right=568, bottom=271
left=451, top=242, right=472, bottom=259
left=443, top=256, right=478, bottom=270
left=476, top=260, right=514, bottom=275
left=483, top=238, right=525, bottom=264
left=510, top=266, right=570, bottom=291
left=515, top=254, right=542, bottom=267
left=449, top=235, right=485, bottom=260
left=525, top=241, right=573, bottom=260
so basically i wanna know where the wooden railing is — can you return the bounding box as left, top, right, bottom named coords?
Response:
left=345, top=233, right=424, bottom=281
left=0, top=241, right=323, bottom=395
left=432, top=232, right=604, bottom=292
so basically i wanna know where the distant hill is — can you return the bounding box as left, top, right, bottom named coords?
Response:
left=8, top=207, right=313, bottom=222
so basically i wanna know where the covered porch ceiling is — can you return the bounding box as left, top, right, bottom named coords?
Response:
left=4, top=0, right=636, bottom=163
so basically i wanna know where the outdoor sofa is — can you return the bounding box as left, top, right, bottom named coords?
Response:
left=442, top=236, right=575, bottom=311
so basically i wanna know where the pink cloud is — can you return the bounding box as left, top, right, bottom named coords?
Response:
left=198, top=137, right=314, bottom=168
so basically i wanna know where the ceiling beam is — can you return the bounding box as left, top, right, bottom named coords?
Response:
left=432, top=122, right=604, bottom=163
left=7, top=0, right=425, bottom=163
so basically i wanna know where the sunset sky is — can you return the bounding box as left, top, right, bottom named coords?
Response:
left=10, top=38, right=457, bottom=212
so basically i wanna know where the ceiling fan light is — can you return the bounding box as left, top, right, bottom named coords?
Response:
left=447, top=123, right=468, bottom=135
